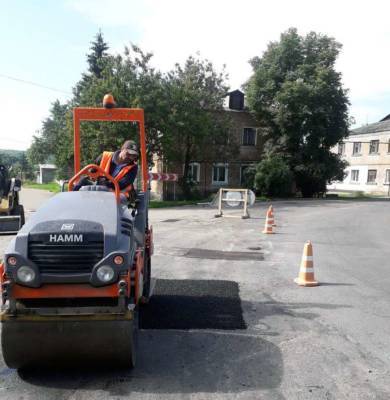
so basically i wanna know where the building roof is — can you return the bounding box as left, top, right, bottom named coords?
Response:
left=39, top=164, right=57, bottom=169
left=351, top=117, right=390, bottom=135
left=227, top=89, right=244, bottom=96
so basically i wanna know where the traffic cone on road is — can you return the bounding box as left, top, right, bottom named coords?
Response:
left=294, top=241, right=318, bottom=287
left=269, top=205, right=276, bottom=226
left=262, top=208, right=274, bottom=234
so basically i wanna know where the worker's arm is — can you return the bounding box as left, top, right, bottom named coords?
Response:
left=87, top=154, right=103, bottom=175
left=117, top=164, right=138, bottom=191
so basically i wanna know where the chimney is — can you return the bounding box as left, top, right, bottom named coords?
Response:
left=228, top=90, right=244, bottom=111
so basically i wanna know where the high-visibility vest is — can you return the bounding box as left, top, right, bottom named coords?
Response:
left=99, top=151, right=136, bottom=196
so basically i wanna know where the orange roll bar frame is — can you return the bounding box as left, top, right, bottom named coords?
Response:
left=73, top=107, right=149, bottom=192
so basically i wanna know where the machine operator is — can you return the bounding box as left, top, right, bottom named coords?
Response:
left=73, top=140, right=139, bottom=202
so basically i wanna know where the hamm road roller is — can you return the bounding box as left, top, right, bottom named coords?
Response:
left=0, top=96, right=153, bottom=368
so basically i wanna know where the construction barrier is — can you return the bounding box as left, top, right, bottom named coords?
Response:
left=148, top=173, right=178, bottom=182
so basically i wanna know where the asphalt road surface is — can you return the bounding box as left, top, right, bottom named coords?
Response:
left=0, top=189, right=389, bottom=399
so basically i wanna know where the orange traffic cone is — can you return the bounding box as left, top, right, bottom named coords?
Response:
left=262, top=208, right=274, bottom=234
left=294, top=241, right=318, bottom=287
left=269, top=205, right=276, bottom=226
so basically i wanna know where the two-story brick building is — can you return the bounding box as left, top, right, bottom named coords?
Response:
left=328, top=115, right=390, bottom=195
left=151, top=90, right=264, bottom=199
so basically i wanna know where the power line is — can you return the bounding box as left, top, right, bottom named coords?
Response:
left=0, top=73, right=72, bottom=95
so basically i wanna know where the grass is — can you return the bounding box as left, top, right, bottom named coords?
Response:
left=23, top=181, right=61, bottom=193
left=21, top=183, right=211, bottom=206
left=327, top=190, right=390, bottom=200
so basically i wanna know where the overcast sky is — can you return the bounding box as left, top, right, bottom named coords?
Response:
left=1, top=0, right=390, bottom=150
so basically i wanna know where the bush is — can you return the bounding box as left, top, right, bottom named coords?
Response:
left=254, top=155, right=293, bottom=197
left=242, top=166, right=256, bottom=190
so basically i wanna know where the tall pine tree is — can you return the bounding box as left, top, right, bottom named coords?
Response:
left=87, top=30, right=109, bottom=78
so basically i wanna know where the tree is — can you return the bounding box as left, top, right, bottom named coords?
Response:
left=30, top=36, right=167, bottom=179
left=70, top=43, right=168, bottom=171
left=245, top=28, right=349, bottom=197
left=28, top=33, right=235, bottom=199
left=0, top=150, right=34, bottom=180
left=87, top=30, right=109, bottom=79
left=163, top=56, right=233, bottom=198
left=254, top=154, right=293, bottom=197
left=27, top=100, right=71, bottom=179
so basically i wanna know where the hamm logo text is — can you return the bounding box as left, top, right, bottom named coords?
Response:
left=49, top=234, right=83, bottom=243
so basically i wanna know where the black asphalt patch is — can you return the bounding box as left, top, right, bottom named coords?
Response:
left=183, top=248, right=264, bottom=261
left=140, top=279, right=247, bottom=330
left=247, top=246, right=262, bottom=251
left=162, top=219, right=181, bottom=223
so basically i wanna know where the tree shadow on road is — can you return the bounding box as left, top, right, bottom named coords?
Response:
left=14, top=280, right=351, bottom=397
left=17, top=330, right=284, bottom=395
left=16, top=279, right=285, bottom=396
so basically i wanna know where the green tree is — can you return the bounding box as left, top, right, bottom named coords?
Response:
left=70, top=44, right=168, bottom=170
left=0, top=150, right=34, bottom=180
left=254, top=154, right=293, bottom=197
left=245, top=28, right=349, bottom=197
left=163, top=56, right=233, bottom=198
left=87, top=30, right=109, bottom=79
left=29, top=34, right=168, bottom=179
left=27, top=100, right=71, bottom=179
left=28, top=33, right=235, bottom=199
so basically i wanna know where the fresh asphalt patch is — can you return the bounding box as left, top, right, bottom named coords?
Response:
left=140, top=279, right=247, bottom=330
left=183, top=248, right=264, bottom=261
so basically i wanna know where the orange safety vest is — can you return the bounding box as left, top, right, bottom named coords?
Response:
left=99, top=151, right=136, bottom=196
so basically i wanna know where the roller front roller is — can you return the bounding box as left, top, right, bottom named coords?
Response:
left=1, top=312, right=137, bottom=369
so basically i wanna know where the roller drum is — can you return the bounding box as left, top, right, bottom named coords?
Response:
left=1, top=316, right=137, bottom=369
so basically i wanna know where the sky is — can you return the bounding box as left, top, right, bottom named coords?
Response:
left=1, top=0, right=390, bottom=150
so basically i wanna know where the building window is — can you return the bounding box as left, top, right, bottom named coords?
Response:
left=385, top=170, right=390, bottom=184
left=242, top=128, right=257, bottom=146
left=338, top=142, right=345, bottom=155
left=367, top=170, right=377, bottom=184
left=369, top=140, right=379, bottom=154
left=352, top=142, right=361, bottom=155
left=212, top=163, right=228, bottom=184
left=388, top=139, right=390, bottom=153
left=188, top=162, right=200, bottom=182
left=351, top=170, right=359, bottom=182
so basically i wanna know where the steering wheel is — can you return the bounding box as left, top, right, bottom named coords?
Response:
left=68, top=164, right=120, bottom=203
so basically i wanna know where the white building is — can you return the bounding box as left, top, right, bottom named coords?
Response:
left=36, top=164, right=57, bottom=184
left=328, top=115, right=390, bottom=195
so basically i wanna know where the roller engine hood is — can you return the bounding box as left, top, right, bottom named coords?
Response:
left=6, top=191, right=134, bottom=257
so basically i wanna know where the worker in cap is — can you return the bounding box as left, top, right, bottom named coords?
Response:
left=73, top=140, right=139, bottom=202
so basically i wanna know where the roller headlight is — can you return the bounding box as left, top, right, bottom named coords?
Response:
left=17, top=266, right=36, bottom=283
left=97, top=265, right=114, bottom=282
left=7, top=256, right=18, bottom=266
